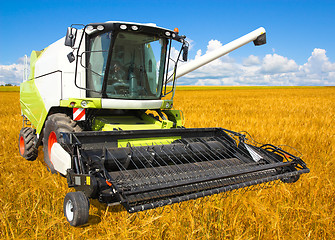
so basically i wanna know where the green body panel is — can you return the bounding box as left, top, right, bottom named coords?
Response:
left=92, top=111, right=182, bottom=147
left=60, top=98, right=102, bottom=108
left=60, top=98, right=171, bottom=110
left=20, top=49, right=48, bottom=134
left=162, top=109, right=183, bottom=127
left=93, top=114, right=174, bottom=131
left=28, top=50, right=45, bottom=80
left=20, top=79, right=48, bottom=134
left=118, top=136, right=181, bottom=147
left=160, top=100, right=173, bottom=109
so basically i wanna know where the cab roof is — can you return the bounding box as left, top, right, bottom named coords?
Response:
left=85, top=21, right=185, bottom=42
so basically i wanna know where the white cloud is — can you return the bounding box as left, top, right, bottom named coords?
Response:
left=178, top=43, right=335, bottom=86
left=194, top=78, right=222, bottom=86
left=206, top=40, right=223, bottom=54
left=301, top=48, right=335, bottom=73
left=1, top=46, right=335, bottom=86
left=243, top=55, right=260, bottom=66
left=185, top=38, right=194, bottom=51
left=195, top=49, right=202, bottom=59
left=181, top=40, right=240, bottom=81
left=260, top=54, right=298, bottom=73
left=0, top=63, right=24, bottom=85
left=0, top=56, right=30, bottom=85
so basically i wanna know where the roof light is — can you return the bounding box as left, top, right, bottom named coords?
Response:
left=165, top=31, right=171, bottom=36
left=70, top=102, right=76, bottom=107
left=86, top=25, right=94, bottom=31
left=97, top=25, right=104, bottom=31
left=174, top=28, right=179, bottom=34
left=131, top=25, right=139, bottom=31
left=120, top=24, right=127, bottom=30
left=172, top=33, right=176, bottom=38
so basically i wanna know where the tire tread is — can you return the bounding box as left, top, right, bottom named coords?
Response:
left=63, top=191, right=89, bottom=226
left=19, top=127, right=38, bottom=161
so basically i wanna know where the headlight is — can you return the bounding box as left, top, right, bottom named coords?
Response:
left=81, top=100, right=88, bottom=107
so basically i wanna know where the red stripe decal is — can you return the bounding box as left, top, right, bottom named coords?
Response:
left=74, top=109, right=85, bottom=121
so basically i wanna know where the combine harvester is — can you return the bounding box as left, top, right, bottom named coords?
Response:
left=18, top=21, right=309, bottom=226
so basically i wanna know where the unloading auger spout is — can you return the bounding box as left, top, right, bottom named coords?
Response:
left=168, top=27, right=266, bottom=82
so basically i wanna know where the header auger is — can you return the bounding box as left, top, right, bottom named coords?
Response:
left=18, top=21, right=309, bottom=226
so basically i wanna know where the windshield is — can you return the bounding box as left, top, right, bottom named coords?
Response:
left=86, top=32, right=112, bottom=96
left=87, top=31, right=168, bottom=99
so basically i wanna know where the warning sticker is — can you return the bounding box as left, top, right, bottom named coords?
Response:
left=73, top=108, right=85, bottom=121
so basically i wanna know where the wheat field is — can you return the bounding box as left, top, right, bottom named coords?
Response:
left=0, top=87, right=334, bottom=239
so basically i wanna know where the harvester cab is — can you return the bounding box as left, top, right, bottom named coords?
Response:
left=18, top=21, right=309, bottom=227
left=66, top=22, right=187, bottom=101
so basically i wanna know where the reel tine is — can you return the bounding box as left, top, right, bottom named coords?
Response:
left=159, top=206, right=165, bottom=215
left=170, top=202, right=176, bottom=212
left=178, top=201, right=183, bottom=209
left=127, top=213, right=137, bottom=223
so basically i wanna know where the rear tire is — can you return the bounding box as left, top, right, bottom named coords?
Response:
left=64, top=191, right=89, bottom=227
left=43, top=113, right=81, bottom=173
left=18, top=127, right=38, bottom=161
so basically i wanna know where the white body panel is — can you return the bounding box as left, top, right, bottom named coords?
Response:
left=34, top=31, right=86, bottom=111
left=62, top=72, right=82, bottom=98
left=34, top=71, right=62, bottom=111
left=51, top=143, right=72, bottom=175
left=168, top=27, right=266, bottom=82
left=101, top=99, right=163, bottom=109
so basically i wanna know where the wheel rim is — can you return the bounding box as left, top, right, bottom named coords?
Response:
left=19, top=136, right=25, bottom=155
left=65, top=199, right=74, bottom=221
left=48, top=131, right=57, bottom=160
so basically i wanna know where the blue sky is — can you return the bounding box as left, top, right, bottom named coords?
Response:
left=1, top=0, right=335, bottom=86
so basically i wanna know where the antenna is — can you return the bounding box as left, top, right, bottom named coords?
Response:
left=23, top=55, right=29, bottom=82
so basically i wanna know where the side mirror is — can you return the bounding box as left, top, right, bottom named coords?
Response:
left=65, top=27, right=77, bottom=47
left=182, top=45, right=188, bottom=61
left=67, top=52, right=75, bottom=63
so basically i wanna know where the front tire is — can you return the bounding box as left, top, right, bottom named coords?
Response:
left=64, top=191, right=89, bottom=227
left=18, top=127, right=38, bottom=161
left=43, top=113, right=81, bottom=173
